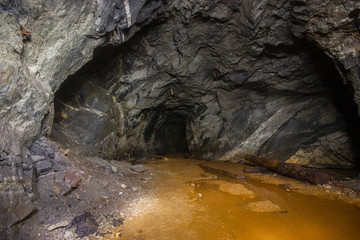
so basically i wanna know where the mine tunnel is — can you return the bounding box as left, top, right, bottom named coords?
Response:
left=152, top=112, right=190, bottom=155
left=256, top=41, right=360, bottom=166
left=50, top=37, right=360, bottom=165
left=5, top=1, right=360, bottom=239
left=310, top=43, right=360, bottom=169
left=49, top=34, right=360, bottom=240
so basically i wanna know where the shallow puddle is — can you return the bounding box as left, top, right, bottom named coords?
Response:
left=119, top=157, right=360, bottom=240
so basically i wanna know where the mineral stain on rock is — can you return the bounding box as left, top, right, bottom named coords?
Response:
left=203, top=180, right=256, bottom=198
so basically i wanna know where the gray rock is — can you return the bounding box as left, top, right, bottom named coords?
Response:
left=74, top=192, right=82, bottom=201
left=7, top=201, right=38, bottom=227
left=24, top=0, right=356, bottom=170
left=54, top=152, right=69, bottom=166
left=35, top=160, right=53, bottom=176
left=71, top=211, right=98, bottom=238
left=46, top=0, right=359, bottom=170
left=47, top=220, right=71, bottom=231
left=29, top=145, right=48, bottom=157
left=105, top=165, right=118, bottom=173
left=131, top=164, right=147, bottom=173
left=31, top=155, right=45, bottom=163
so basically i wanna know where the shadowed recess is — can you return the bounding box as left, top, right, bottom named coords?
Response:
left=154, top=112, right=190, bottom=155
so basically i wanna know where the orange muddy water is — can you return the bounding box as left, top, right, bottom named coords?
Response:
left=119, top=157, right=360, bottom=240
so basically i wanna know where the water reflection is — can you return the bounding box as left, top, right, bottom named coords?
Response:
left=119, top=157, right=360, bottom=240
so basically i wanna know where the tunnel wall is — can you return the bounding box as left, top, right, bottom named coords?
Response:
left=0, top=0, right=358, bottom=164
left=50, top=0, right=360, bottom=169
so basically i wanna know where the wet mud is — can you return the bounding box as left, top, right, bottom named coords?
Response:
left=116, top=157, right=360, bottom=240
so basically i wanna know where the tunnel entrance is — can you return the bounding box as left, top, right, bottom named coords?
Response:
left=143, top=106, right=193, bottom=157
left=307, top=42, right=360, bottom=169
left=153, top=113, right=190, bottom=155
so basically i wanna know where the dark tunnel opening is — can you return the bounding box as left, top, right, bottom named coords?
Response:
left=154, top=112, right=190, bottom=155
left=259, top=39, right=360, bottom=170
left=143, top=107, right=192, bottom=157
left=50, top=42, right=129, bottom=158
left=307, top=42, right=360, bottom=169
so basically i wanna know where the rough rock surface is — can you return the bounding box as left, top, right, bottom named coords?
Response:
left=52, top=0, right=360, bottom=168
left=0, top=0, right=163, bottom=154
left=0, top=137, right=148, bottom=239
left=0, top=0, right=162, bottom=236
left=291, top=0, right=360, bottom=113
left=1, top=0, right=360, bottom=236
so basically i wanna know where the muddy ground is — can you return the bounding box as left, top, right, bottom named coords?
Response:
left=5, top=143, right=360, bottom=239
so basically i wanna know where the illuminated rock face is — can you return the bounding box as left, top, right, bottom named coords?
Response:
left=1, top=0, right=360, bottom=232
left=1, top=0, right=360, bottom=163
left=52, top=0, right=360, bottom=168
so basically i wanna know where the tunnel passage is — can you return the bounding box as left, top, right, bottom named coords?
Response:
left=144, top=107, right=193, bottom=156
left=154, top=112, right=190, bottom=155
left=49, top=15, right=360, bottom=167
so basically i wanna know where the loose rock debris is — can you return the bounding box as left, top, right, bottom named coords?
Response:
left=247, top=200, right=283, bottom=213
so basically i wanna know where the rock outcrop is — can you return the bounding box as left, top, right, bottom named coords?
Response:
left=0, top=0, right=162, bottom=234
left=1, top=0, right=360, bottom=235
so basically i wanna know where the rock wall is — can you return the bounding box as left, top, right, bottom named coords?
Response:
left=291, top=0, right=360, bottom=114
left=0, top=0, right=162, bottom=233
left=53, top=0, right=360, bottom=168
left=0, top=0, right=163, bottom=154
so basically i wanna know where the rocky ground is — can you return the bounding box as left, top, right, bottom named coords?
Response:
left=1, top=138, right=359, bottom=239
left=1, top=137, right=152, bottom=240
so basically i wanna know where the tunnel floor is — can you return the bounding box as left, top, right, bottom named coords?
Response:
left=114, top=157, right=360, bottom=240
left=16, top=154, right=360, bottom=239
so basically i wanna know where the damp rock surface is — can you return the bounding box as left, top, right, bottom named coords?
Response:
left=247, top=200, right=282, bottom=213
left=204, top=180, right=256, bottom=198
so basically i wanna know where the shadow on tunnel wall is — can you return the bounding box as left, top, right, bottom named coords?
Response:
left=308, top=42, right=360, bottom=169
left=257, top=39, right=360, bottom=169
